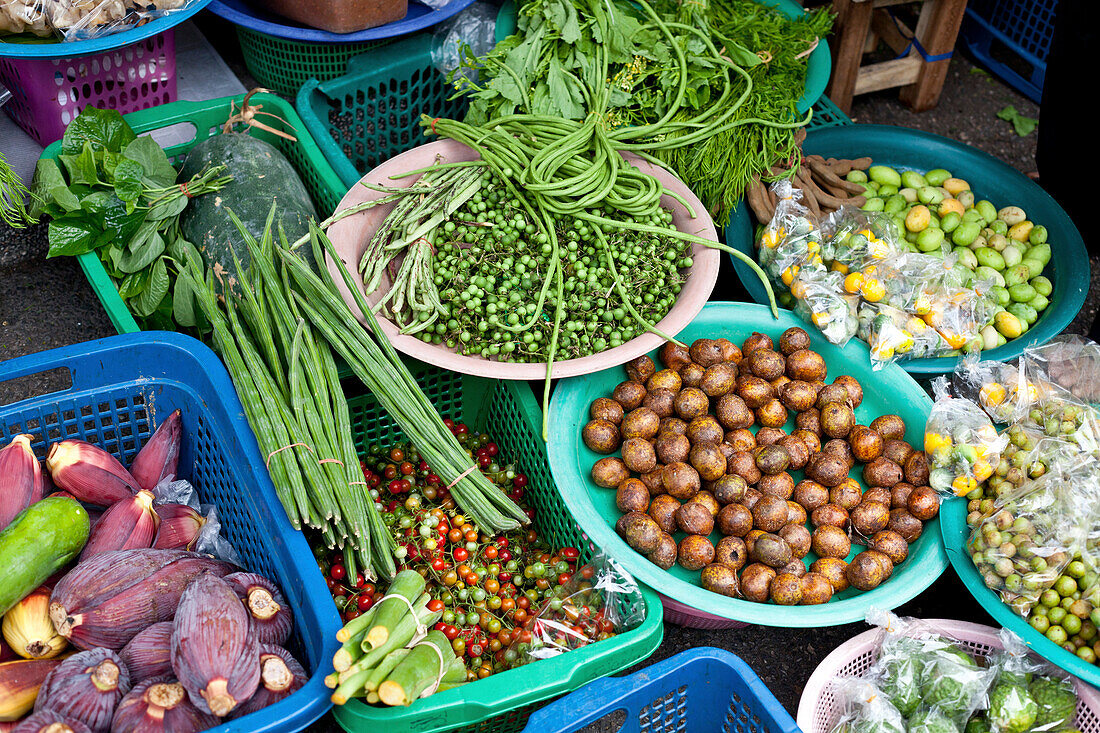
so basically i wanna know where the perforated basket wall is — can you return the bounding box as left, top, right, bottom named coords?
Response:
left=296, top=32, right=469, bottom=190
left=797, top=619, right=1100, bottom=733
left=236, top=27, right=389, bottom=97
left=807, top=95, right=852, bottom=130
left=0, top=332, right=339, bottom=733
left=519, top=647, right=802, bottom=733
left=334, top=361, right=663, bottom=733
left=0, top=30, right=175, bottom=147
left=961, top=0, right=1056, bottom=103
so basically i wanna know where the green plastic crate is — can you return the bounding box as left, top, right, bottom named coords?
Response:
left=807, top=94, right=852, bottom=129
left=336, top=365, right=665, bottom=733
left=38, top=92, right=348, bottom=334
left=237, top=27, right=390, bottom=98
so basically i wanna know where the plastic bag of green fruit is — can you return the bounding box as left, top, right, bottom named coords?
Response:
left=1026, top=337, right=1100, bottom=408
left=926, top=377, right=1008, bottom=495
left=858, top=302, right=948, bottom=368
left=756, top=181, right=828, bottom=286
left=986, top=626, right=1078, bottom=733
left=822, top=207, right=903, bottom=272
left=954, top=355, right=1040, bottom=425
left=790, top=268, right=860, bottom=346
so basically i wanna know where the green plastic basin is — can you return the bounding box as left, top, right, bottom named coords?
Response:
left=726, top=124, right=1090, bottom=376
left=547, top=302, right=946, bottom=627
left=941, top=497, right=1100, bottom=686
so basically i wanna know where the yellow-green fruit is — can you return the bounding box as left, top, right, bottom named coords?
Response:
left=885, top=194, right=907, bottom=214
left=995, top=311, right=1023, bottom=338
left=1029, top=225, right=1048, bottom=245
left=1027, top=243, right=1051, bottom=266
left=1009, top=220, right=1034, bottom=242
left=1008, top=283, right=1036, bottom=302
left=952, top=221, right=981, bottom=247
left=974, top=247, right=1005, bottom=270
left=978, top=267, right=1006, bottom=288
left=925, top=168, right=951, bottom=186
left=899, top=187, right=919, bottom=203
left=1001, top=244, right=1023, bottom=268
left=878, top=184, right=899, bottom=197
left=1007, top=302, right=1038, bottom=325
left=1031, top=276, right=1052, bottom=297
left=906, top=205, right=931, bottom=232
left=869, top=165, right=902, bottom=187
left=998, top=206, right=1027, bottom=225
left=846, top=170, right=868, bottom=183
left=940, top=211, right=962, bottom=233
left=958, top=190, right=976, bottom=208
left=976, top=200, right=998, bottom=224
left=1020, top=258, right=1044, bottom=279
left=1030, top=294, right=1050, bottom=312
left=989, top=285, right=1011, bottom=306
left=1004, top=265, right=1031, bottom=287
left=918, top=186, right=945, bottom=205
left=901, top=170, right=928, bottom=189
left=916, top=228, right=945, bottom=252
left=862, top=197, right=885, bottom=212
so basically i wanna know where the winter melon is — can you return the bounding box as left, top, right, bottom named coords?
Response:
left=179, top=133, right=317, bottom=293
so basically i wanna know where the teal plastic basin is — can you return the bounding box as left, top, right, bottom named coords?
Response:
left=941, top=498, right=1100, bottom=686
left=726, top=125, right=1090, bottom=376
left=547, top=302, right=946, bottom=627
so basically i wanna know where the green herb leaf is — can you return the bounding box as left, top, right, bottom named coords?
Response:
left=547, top=55, right=586, bottom=119
left=111, top=158, right=146, bottom=211
left=118, top=223, right=166, bottom=273
left=59, top=141, right=103, bottom=188
left=61, top=107, right=137, bottom=155
left=147, top=195, right=188, bottom=222
left=123, top=136, right=178, bottom=188
left=118, top=269, right=150, bottom=299
left=997, top=105, right=1038, bottom=136
left=30, top=159, right=81, bottom=214
left=131, top=256, right=170, bottom=316
left=46, top=217, right=99, bottom=257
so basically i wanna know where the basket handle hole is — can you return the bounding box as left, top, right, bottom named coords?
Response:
left=0, top=367, right=73, bottom=408
left=147, top=121, right=198, bottom=150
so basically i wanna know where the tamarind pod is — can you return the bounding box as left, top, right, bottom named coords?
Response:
left=745, top=178, right=774, bottom=223
left=806, top=157, right=867, bottom=194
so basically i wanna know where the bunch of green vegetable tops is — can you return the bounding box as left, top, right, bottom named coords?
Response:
left=451, top=0, right=831, bottom=224
left=398, top=169, right=692, bottom=362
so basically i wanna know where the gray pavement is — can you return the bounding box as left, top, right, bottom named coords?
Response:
left=0, top=20, right=1095, bottom=729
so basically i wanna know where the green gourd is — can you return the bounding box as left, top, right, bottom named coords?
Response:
left=0, top=497, right=90, bottom=615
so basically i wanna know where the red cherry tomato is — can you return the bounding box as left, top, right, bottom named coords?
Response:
left=330, top=564, right=346, bottom=581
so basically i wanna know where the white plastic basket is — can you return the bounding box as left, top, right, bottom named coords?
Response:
left=797, top=618, right=1100, bottom=733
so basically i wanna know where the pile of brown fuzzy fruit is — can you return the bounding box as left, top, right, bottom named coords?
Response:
left=582, top=326, right=940, bottom=606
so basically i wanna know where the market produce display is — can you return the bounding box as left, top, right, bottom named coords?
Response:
left=753, top=161, right=1056, bottom=367
left=317, top=429, right=641, bottom=697
left=825, top=613, right=1082, bottom=733
left=582, top=325, right=939, bottom=605
left=0, top=423, right=306, bottom=729
left=0, top=0, right=202, bottom=40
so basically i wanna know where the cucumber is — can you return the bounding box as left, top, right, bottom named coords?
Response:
left=179, top=132, right=318, bottom=295
left=0, top=497, right=89, bottom=615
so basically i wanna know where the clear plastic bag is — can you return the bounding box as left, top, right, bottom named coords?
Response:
left=828, top=678, right=907, bottom=733
left=822, top=206, right=902, bottom=274
left=504, top=551, right=645, bottom=667
left=1, top=0, right=197, bottom=41
left=790, top=269, right=859, bottom=347
left=986, top=627, right=1077, bottom=733
left=149, top=476, right=243, bottom=566
left=757, top=181, right=827, bottom=290
left=925, top=377, right=1007, bottom=496
left=858, top=302, right=948, bottom=369
left=432, top=2, right=498, bottom=78
left=953, top=355, right=1038, bottom=426
left=1025, top=336, right=1100, bottom=407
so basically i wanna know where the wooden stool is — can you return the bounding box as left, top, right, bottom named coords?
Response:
left=827, top=0, right=969, bottom=114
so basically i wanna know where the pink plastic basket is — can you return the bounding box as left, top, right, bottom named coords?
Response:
left=797, top=618, right=1100, bottom=733
left=0, top=30, right=176, bottom=146
left=660, top=593, right=749, bottom=629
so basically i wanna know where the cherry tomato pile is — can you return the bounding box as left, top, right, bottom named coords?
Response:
left=314, top=421, right=608, bottom=681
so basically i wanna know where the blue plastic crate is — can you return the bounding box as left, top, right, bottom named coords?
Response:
left=520, top=648, right=801, bottom=733
left=962, top=0, right=1057, bottom=103
left=0, top=332, right=340, bottom=733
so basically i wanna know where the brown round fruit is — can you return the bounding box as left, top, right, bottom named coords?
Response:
left=779, top=326, right=812, bottom=355
left=717, top=503, right=754, bottom=537
left=748, top=349, right=785, bottom=381
left=816, top=383, right=851, bottom=409
left=811, top=557, right=850, bottom=592
left=616, top=512, right=662, bottom=554
left=786, top=349, right=827, bottom=382
left=655, top=432, right=691, bottom=466
left=736, top=375, right=776, bottom=409
left=751, top=533, right=794, bottom=568
left=904, top=452, right=931, bottom=486
left=660, top=417, right=688, bottom=436
left=780, top=523, right=812, bottom=558
left=771, top=375, right=791, bottom=391
left=888, top=508, right=923, bottom=542
left=778, top=435, right=810, bottom=470
left=663, top=462, right=701, bottom=501
left=833, top=375, right=864, bottom=409
left=829, top=479, right=862, bottom=510
left=646, top=533, right=678, bottom=570
left=890, top=482, right=915, bottom=509
left=757, top=472, right=795, bottom=499
left=743, top=529, right=766, bottom=553
left=755, top=399, right=789, bottom=428
left=863, top=457, right=904, bottom=488
left=658, top=342, right=692, bottom=371
left=648, top=494, right=681, bottom=534
left=796, top=408, right=822, bottom=436
left=689, top=443, right=726, bottom=482
left=848, top=426, right=885, bottom=463
left=590, top=397, right=624, bottom=425
left=823, top=439, right=856, bottom=467
left=752, top=495, right=789, bottom=532
left=862, top=486, right=892, bottom=507
left=715, top=536, right=748, bottom=570
left=641, top=469, right=665, bottom=496
left=701, top=563, right=740, bottom=597
left=625, top=355, right=657, bottom=384
left=849, top=501, right=890, bottom=538
left=715, top=394, right=754, bottom=430
left=800, top=572, right=834, bottom=605
left=739, top=563, right=776, bottom=603
left=643, top=388, right=677, bottom=418
left=678, top=535, right=716, bottom=571
left=793, top=480, right=829, bottom=511
left=806, top=453, right=849, bottom=487
left=869, top=415, right=906, bottom=441
left=612, top=381, right=647, bottom=411
left=770, top=572, right=803, bottom=605
left=689, top=338, right=725, bottom=367
left=882, top=439, right=914, bottom=465
left=621, top=437, right=658, bottom=473
left=583, top=419, right=621, bottom=454
left=592, top=457, right=630, bottom=488
left=786, top=500, right=809, bottom=526
left=741, top=332, right=773, bottom=356
left=727, top=451, right=762, bottom=484
left=811, top=525, right=852, bottom=558
left=755, top=427, right=787, bottom=446
left=741, top=488, right=763, bottom=510
left=846, top=550, right=893, bottom=591
left=686, top=415, right=724, bottom=446
left=755, top=444, right=790, bottom=475
left=712, top=475, right=748, bottom=505
left=688, top=490, right=720, bottom=518
left=792, top=429, right=822, bottom=455
left=725, top=428, right=756, bottom=452
left=673, top=388, right=709, bottom=421
left=811, top=503, right=850, bottom=530
left=616, top=478, right=650, bottom=513
left=700, top=362, right=738, bottom=398
left=907, top=485, right=940, bottom=520
left=676, top=501, right=715, bottom=536
left=647, top=369, right=683, bottom=393
left=680, top=363, right=705, bottom=388
left=716, top=338, right=742, bottom=364
left=869, top=529, right=909, bottom=565
left=779, top=380, right=818, bottom=413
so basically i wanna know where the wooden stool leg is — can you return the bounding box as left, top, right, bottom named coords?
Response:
left=898, top=0, right=968, bottom=111
left=827, top=0, right=875, bottom=115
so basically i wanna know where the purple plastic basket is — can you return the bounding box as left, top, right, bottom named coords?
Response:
left=0, top=30, right=176, bottom=146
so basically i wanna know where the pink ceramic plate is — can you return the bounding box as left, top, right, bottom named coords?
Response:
left=325, top=140, right=720, bottom=380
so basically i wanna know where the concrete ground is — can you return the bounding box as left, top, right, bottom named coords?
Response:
left=0, top=19, right=1095, bottom=728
